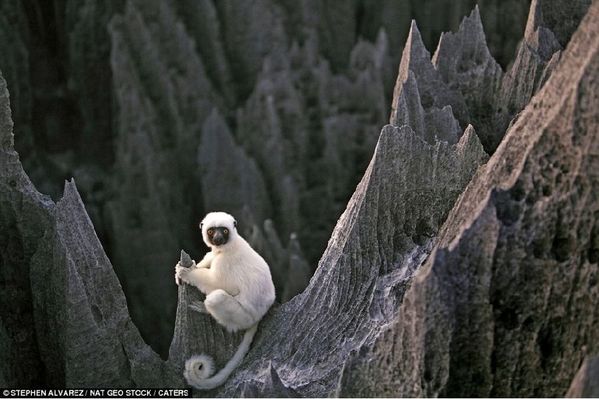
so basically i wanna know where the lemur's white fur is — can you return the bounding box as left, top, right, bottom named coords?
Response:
left=175, top=211, right=275, bottom=390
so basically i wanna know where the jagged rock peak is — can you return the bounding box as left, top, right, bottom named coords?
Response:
left=433, top=5, right=498, bottom=77
left=431, top=5, right=502, bottom=154
left=525, top=0, right=592, bottom=49
left=397, top=21, right=430, bottom=83
left=389, top=70, right=426, bottom=138
left=522, top=0, right=562, bottom=61
left=491, top=0, right=591, bottom=155
left=60, top=178, right=83, bottom=205
left=390, top=20, right=469, bottom=133
left=219, top=120, right=487, bottom=396
left=434, top=6, right=486, bottom=57
left=456, top=124, right=480, bottom=154
left=345, top=3, right=599, bottom=396
left=466, top=4, right=483, bottom=28
left=32, top=178, right=132, bottom=386
left=525, top=0, right=546, bottom=40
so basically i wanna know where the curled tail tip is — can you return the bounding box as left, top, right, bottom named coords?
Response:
left=183, top=326, right=259, bottom=390
left=184, top=354, right=214, bottom=383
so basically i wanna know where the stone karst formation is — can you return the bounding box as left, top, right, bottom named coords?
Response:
left=1, top=0, right=598, bottom=397
left=0, top=0, right=534, bottom=355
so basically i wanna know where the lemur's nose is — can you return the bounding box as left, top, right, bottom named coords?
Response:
left=212, top=231, right=225, bottom=245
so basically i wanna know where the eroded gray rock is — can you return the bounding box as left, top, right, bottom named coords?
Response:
left=0, top=70, right=49, bottom=388
left=433, top=6, right=503, bottom=152
left=31, top=180, right=180, bottom=387
left=0, top=71, right=180, bottom=388
left=339, top=4, right=599, bottom=396
left=390, top=21, right=468, bottom=138
left=1, top=2, right=596, bottom=396
left=493, top=0, right=591, bottom=153
left=567, top=355, right=599, bottom=398
left=214, top=122, right=487, bottom=396
left=0, top=0, right=552, bottom=360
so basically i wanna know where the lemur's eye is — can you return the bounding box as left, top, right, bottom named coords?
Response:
left=207, top=228, right=215, bottom=236
left=223, top=228, right=229, bottom=235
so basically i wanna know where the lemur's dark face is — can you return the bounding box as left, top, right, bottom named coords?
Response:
left=206, top=226, right=230, bottom=246
left=200, top=212, right=238, bottom=248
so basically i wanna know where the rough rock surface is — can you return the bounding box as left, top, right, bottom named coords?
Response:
left=493, top=0, right=592, bottom=152
left=1, top=1, right=597, bottom=397
left=339, top=3, right=599, bottom=396
left=433, top=7, right=503, bottom=152
left=567, top=355, right=599, bottom=397
left=215, top=122, right=487, bottom=396
left=0, top=70, right=48, bottom=388
left=0, top=0, right=538, bottom=355
left=0, top=71, right=180, bottom=387
left=30, top=180, right=180, bottom=387
left=390, top=21, right=468, bottom=141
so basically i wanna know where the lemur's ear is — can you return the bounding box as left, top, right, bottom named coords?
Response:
left=234, top=220, right=237, bottom=228
left=199, top=222, right=203, bottom=230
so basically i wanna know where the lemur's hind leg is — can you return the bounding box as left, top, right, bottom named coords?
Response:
left=204, top=289, right=255, bottom=332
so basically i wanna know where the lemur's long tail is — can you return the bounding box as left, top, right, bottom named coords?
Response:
left=184, top=323, right=258, bottom=390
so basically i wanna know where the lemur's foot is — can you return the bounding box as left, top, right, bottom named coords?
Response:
left=188, top=300, right=208, bottom=314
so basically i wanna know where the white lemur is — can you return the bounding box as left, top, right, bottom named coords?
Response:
left=174, top=211, right=276, bottom=390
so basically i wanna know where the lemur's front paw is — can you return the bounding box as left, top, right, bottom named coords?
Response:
left=175, top=263, right=190, bottom=286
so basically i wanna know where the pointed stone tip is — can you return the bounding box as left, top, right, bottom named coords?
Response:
left=397, top=19, right=432, bottom=84
left=460, top=124, right=478, bottom=143
left=470, top=5, right=482, bottom=23
left=456, top=124, right=487, bottom=159
left=460, top=5, right=484, bottom=32
left=62, top=178, right=80, bottom=201
left=402, top=19, right=430, bottom=62
left=57, top=178, right=90, bottom=216
left=524, top=0, right=542, bottom=39
left=180, top=250, right=193, bottom=267
left=408, top=19, right=423, bottom=41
